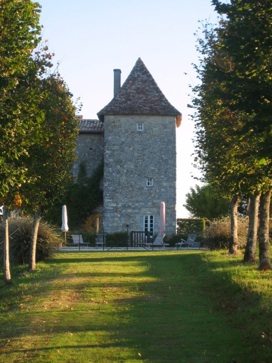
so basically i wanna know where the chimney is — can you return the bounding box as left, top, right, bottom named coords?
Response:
left=113, top=69, right=121, bottom=97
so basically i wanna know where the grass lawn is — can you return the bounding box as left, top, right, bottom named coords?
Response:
left=0, top=250, right=272, bottom=362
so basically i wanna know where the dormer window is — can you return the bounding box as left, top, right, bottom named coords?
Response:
left=146, top=177, right=153, bottom=187
left=137, top=123, right=144, bottom=132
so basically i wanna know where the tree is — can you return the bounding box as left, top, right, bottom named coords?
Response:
left=211, top=0, right=272, bottom=267
left=191, top=20, right=248, bottom=254
left=184, top=184, right=229, bottom=219
left=243, top=193, right=261, bottom=263
left=21, top=72, right=79, bottom=271
left=1, top=1, right=79, bottom=274
left=0, top=0, right=43, bottom=283
left=2, top=207, right=11, bottom=284
left=258, top=188, right=272, bottom=270
left=192, top=1, right=272, bottom=261
left=0, top=0, right=43, bottom=195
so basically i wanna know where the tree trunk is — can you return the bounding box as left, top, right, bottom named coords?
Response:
left=229, top=195, right=239, bottom=254
left=258, top=188, right=271, bottom=270
left=29, top=211, right=41, bottom=271
left=3, top=207, right=11, bottom=284
left=243, top=193, right=260, bottom=262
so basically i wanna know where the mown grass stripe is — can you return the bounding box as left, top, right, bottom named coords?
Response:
left=0, top=250, right=271, bottom=362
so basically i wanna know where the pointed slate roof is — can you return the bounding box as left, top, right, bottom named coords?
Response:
left=97, top=58, right=181, bottom=121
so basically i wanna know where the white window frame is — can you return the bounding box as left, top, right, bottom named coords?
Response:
left=137, top=122, right=144, bottom=132
left=143, top=215, right=154, bottom=236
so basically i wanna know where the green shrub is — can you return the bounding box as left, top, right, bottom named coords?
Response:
left=0, top=217, right=62, bottom=265
left=177, top=218, right=206, bottom=236
left=66, top=232, right=96, bottom=246
left=164, top=234, right=182, bottom=247
left=106, top=232, right=128, bottom=247
left=66, top=232, right=128, bottom=247
left=204, top=217, right=248, bottom=250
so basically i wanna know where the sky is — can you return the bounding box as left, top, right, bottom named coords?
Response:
left=38, top=0, right=220, bottom=218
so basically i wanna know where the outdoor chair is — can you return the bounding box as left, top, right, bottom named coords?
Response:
left=149, top=234, right=169, bottom=248
left=95, top=233, right=106, bottom=247
left=175, top=233, right=197, bottom=248
left=71, top=234, right=87, bottom=246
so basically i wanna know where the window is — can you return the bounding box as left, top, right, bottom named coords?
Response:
left=144, top=215, right=154, bottom=236
left=137, top=122, right=144, bottom=132
left=146, top=177, right=153, bottom=187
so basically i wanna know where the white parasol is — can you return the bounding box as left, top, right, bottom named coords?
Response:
left=159, top=201, right=165, bottom=237
left=61, top=205, right=69, bottom=243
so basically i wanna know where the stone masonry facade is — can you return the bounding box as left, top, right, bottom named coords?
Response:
left=73, top=119, right=104, bottom=179
left=103, top=115, right=176, bottom=234
left=75, top=58, right=181, bottom=236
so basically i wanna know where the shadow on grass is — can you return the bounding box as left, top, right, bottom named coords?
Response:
left=0, top=251, right=271, bottom=362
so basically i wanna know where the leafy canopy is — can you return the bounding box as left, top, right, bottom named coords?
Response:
left=184, top=184, right=230, bottom=219
left=0, top=0, right=43, bottom=201
left=192, top=0, right=272, bottom=199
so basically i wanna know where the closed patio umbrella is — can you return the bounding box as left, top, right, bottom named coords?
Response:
left=61, top=205, right=69, bottom=244
left=160, top=201, right=165, bottom=237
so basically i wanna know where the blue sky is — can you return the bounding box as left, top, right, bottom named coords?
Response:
left=38, top=0, right=221, bottom=217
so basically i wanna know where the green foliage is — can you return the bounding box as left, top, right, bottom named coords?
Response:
left=0, top=1, right=79, bottom=214
left=204, top=217, right=248, bottom=250
left=192, top=0, right=272, bottom=196
left=0, top=1, right=79, bottom=280
left=0, top=0, right=42, bottom=90
left=46, top=162, right=103, bottom=229
left=176, top=218, right=205, bottom=236
left=82, top=213, right=101, bottom=233
left=184, top=184, right=230, bottom=219
left=21, top=72, right=79, bottom=214
left=66, top=231, right=129, bottom=248
left=65, top=232, right=96, bottom=246
left=105, top=232, right=128, bottom=247
left=66, top=162, right=103, bottom=229
left=163, top=234, right=185, bottom=247
left=0, top=0, right=43, bottom=201
left=0, top=217, right=61, bottom=265
left=192, top=0, right=272, bottom=258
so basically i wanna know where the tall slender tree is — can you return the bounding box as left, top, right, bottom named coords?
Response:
left=192, top=1, right=272, bottom=263
left=258, top=188, right=272, bottom=270
left=192, top=21, right=246, bottom=254
left=22, top=72, right=78, bottom=271
left=0, top=0, right=43, bottom=192
left=0, top=0, right=43, bottom=283
left=1, top=1, right=79, bottom=275
left=211, top=0, right=272, bottom=267
left=243, top=193, right=261, bottom=263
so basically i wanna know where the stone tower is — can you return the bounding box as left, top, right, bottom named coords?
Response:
left=97, top=58, right=181, bottom=235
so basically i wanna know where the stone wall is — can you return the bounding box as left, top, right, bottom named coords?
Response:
left=73, top=133, right=104, bottom=179
left=103, top=115, right=176, bottom=235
